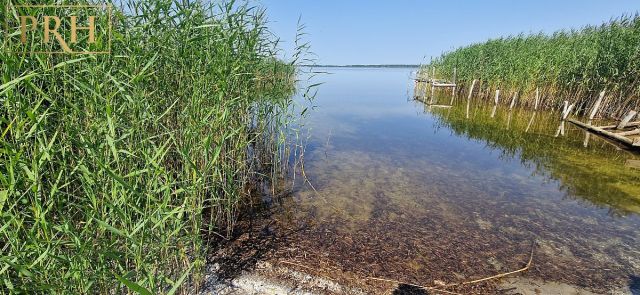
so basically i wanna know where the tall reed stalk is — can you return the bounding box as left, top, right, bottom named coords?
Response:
left=0, top=0, right=305, bottom=293
left=421, top=13, right=640, bottom=118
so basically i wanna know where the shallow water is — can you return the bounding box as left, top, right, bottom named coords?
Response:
left=270, top=67, right=640, bottom=293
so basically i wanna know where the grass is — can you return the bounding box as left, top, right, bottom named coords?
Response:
left=421, top=13, right=640, bottom=118
left=0, top=0, right=307, bottom=293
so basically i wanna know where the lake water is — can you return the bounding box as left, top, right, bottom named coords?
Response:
left=266, top=67, right=640, bottom=294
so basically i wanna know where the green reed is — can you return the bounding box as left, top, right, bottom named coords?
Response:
left=421, top=14, right=640, bottom=118
left=0, top=0, right=305, bottom=293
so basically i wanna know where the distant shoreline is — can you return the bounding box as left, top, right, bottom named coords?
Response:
left=301, top=64, right=420, bottom=68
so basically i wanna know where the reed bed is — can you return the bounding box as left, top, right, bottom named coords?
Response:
left=1, top=0, right=305, bottom=293
left=421, top=14, right=640, bottom=118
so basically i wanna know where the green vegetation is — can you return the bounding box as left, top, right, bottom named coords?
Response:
left=309, top=64, right=420, bottom=68
left=1, top=0, right=305, bottom=293
left=422, top=14, right=640, bottom=118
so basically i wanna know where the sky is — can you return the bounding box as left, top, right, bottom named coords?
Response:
left=259, top=0, right=640, bottom=65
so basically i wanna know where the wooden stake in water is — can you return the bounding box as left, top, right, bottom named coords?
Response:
left=557, top=101, right=574, bottom=137
left=423, top=81, right=429, bottom=101
left=583, top=131, right=591, bottom=147
left=589, top=90, right=605, bottom=120
left=494, top=89, right=500, bottom=104
left=510, top=92, right=518, bottom=109
left=561, top=101, right=568, bottom=118
left=467, top=80, right=477, bottom=101
left=583, top=90, right=604, bottom=147
left=451, top=68, right=457, bottom=104
left=534, top=87, right=539, bottom=110
left=526, top=112, right=536, bottom=133
left=466, top=79, right=477, bottom=119
left=562, top=102, right=574, bottom=120
left=430, top=83, right=435, bottom=104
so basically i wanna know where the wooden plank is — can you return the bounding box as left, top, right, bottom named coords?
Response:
left=617, top=110, right=637, bottom=130
left=568, top=119, right=634, bottom=146
left=617, top=129, right=640, bottom=136
left=598, top=121, right=640, bottom=129
left=625, top=159, right=640, bottom=169
left=432, top=83, right=456, bottom=87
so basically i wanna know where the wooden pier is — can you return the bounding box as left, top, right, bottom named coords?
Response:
left=413, top=67, right=457, bottom=105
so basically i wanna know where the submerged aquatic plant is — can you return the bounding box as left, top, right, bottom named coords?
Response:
left=0, top=0, right=310, bottom=293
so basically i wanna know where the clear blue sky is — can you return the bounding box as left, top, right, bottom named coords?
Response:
left=259, top=0, right=639, bottom=65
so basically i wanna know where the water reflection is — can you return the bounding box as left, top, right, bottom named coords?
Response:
left=426, top=100, right=640, bottom=215
left=269, top=68, right=640, bottom=293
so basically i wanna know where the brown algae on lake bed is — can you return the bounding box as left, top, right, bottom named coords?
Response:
left=205, top=68, right=640, bottom=294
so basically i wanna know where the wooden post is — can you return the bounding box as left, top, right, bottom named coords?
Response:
left=534, top=87, right=539, bottom=110
left=423, top=81, right=429, bottom=100
left=453, top=67, right=457, bottom=83
left=450, top=91, right=455, bottom=105
left=555, top=121, right=566, bottom=137
left=583, top=132, right=591, bottom=147
left=467, top=79, right=477, bottom=101
left=430, top=83, right=435, bottom=104
left=589, top=90, right=605, bottom=120
left=466, top=79, right=476, bottom=119
left=494, top=89, right=500, bottom=105
left=561, top=101, right=568, bottom=119
left=451, top=67, right=457, bottom=103
left=562, top=103, right=574, bottom=120
left=526, top=112, right=536, bottom=133
left=510, top=92, right=518, bottom=109
left=617, top=110, right=638, bottom=130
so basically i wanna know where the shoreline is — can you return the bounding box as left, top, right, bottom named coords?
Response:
left=195, top=260, right=632, bottom=295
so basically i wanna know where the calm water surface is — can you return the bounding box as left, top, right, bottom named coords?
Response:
left=270, top=67, right=640, bottom=293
